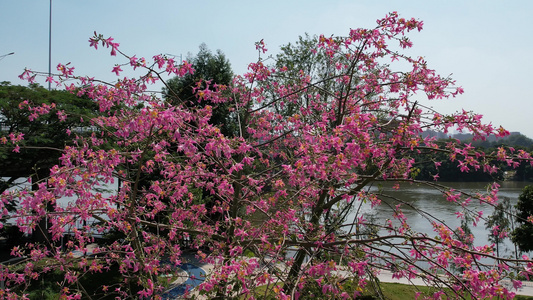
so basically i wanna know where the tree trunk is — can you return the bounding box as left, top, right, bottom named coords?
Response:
left=32, top=167, right=52, bottom=244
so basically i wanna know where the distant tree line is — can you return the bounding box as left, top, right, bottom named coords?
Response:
left=414, top=133, right=533, bottom=182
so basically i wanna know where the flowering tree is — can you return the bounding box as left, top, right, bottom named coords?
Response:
left=1, top=12, right=533, bottom=299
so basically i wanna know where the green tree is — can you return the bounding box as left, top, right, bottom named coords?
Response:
left=500, top=134, right=533, bottom=149
left=0, top=82, right=98, bottom=241
left=453, top=214, right=474, bottom=274
left=162, top=44, right=237, bottom=136
left=512, top=185, right=533, bottom=252
left=0, top=82, right=97, bottom=187
left=486, top=197, right=511, bottom=258
left=160, top=45, right=241, bottom=232
left=273, top=34, right=350, bottom=118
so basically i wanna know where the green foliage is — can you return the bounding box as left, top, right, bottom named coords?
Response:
left=515, top=160, right=533, bottom=181
left=413, top=147, right=503, bottom=182
left=0, top=82, right=99, bottom=241
left=276, top=34, right=322, bottom=77
left=452, top=214, right=474, bottom=273
left=413, top=133, right=533, bottom=182
left=162, top=44, right=238, bottom=136
left=512, top=185, right=533, bottom=252
left=0, top=224, right=28, bottom=247
left=471, top=134, right=533, bottom=181
left=471, top=133, right=533, bottom=150
left=0, top=82, right=98, bottom=183
left=459, top=216, right=474, bottom=247
left=273, top=34, right=352, bottom=118
left=20, top=262, right=124, bottom=299
left=486, top=197, right=511, bottom=257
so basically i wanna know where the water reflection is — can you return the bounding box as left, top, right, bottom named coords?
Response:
left=349, top=181, right=531, bottom=255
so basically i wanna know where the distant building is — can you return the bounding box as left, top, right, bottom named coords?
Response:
left=421, top=130, right=527, bottom=143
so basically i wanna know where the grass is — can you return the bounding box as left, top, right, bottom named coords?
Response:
left=379, top=282, right=533, bottom=300
left=243, top=281, right=533, bottom=300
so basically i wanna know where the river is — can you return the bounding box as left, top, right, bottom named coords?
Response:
left=348, top=181, right=532, bottom=258
left=5, top=177, right=531, bottom=259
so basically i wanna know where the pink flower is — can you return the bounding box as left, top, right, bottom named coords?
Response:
left=112, top=65, right=122, bottom=76
left=255, top=39, right=268, bottom=53
left=57, top=110, right=67, bottom=121
left=89, top=38, right=98, bottom=49
left=129, top=56, right=138, bottom=69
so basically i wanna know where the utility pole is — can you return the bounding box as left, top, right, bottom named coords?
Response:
left=48, top=0, right=52, bottom=91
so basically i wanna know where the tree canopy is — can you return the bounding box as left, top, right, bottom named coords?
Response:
left=512, top=185, right=533, bottom=252
left=162, top=44, right=238, bottom=136
left=0, top=82, right=97, bottom=190
left=486, top=198, right=512, bottom=257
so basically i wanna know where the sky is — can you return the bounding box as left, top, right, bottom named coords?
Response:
left=1, top=0, right=532, bottom=138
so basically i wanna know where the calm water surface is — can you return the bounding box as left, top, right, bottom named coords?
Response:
left=349, top=181, right=531, bottom=256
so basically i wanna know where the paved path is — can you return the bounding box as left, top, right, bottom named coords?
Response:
left=516, top=281, right=533, bottom=297
left=162, top=263, right=206, bottom=299
left=161, top=253, right=212, bottom=299
left=162, top=254, right=533, bottom=298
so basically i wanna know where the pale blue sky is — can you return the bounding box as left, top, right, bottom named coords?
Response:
left=1, top=1, right=532, bottom=137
